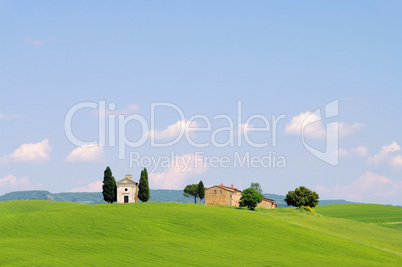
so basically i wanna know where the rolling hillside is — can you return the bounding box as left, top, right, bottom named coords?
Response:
left=0, top=201, right=401, bottom=266
left=315, top=204, right=402, bottom=232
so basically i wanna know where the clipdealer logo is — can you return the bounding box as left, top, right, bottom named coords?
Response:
left=64, top=100, right=339, bottom=170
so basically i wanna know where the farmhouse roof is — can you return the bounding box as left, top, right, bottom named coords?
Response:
left=262, top=197, right=275, bottom=203
left=207, top=184, right=242, bottom=193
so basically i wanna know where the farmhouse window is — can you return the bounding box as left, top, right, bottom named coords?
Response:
left=214, top=190, right=216, bottom=194
left=220, top=190, right=222, bottom=194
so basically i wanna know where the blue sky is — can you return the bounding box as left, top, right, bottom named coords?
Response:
left=1, top=1, right=401, bottom=204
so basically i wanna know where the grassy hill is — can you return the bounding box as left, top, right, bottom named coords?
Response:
left=315, top=204, right=402, bottom=223
left=0, top=201, right=401, bottom=266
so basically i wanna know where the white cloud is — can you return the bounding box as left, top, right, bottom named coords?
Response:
left=391, top=155, right=402, bottom=167
left=69, top=180, right=103, bottom=192
left=339, top=122, right=365, bottom=137
left=339, top=146, right=368, bottom=157
left=367, top=142, right=402, bottom=166
left=66, top=145, right=104, bottom=163
left=25, top=36, right=45, bottom=46
left=1, top=139, right=51, bottom=165
left=238, top=123, right=254, bottom=136
left=0, top=175, right=31, bottom=187
left=284, top=111, right=364, bottom=138
left=0, top=175, right=42, bottom=193
left=149, top=154, right=208, bottom=189
left=0, top=113, right=21, bottom=119
left=122, top=104, right=140, bottom=113
left=148, top=120, right=199, bottom=140
left=284, top=111, right=326, bottom=138
left=315, top=171, right=402, bottom=202
left=338, top=149, right=348, bottom=157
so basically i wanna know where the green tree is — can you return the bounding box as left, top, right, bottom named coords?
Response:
left=250, top=183, right=263, bottom=194
left=183, top=184, right=199, bottom=203
left=198, top=180, right=205, bottom=204
left=138, top=168, right=150, bottom=202
left=239, top=188, right=263, bottom=210
left=284, top=186, right=319, bottom=208
left=102, top=166, right=117, bottom=203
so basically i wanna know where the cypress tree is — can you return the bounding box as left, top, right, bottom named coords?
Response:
left=102, top=166, right=117, bottom=203
left=198, top=180, right=205, bottom=204
left=138, top=168, right=150, bottom=202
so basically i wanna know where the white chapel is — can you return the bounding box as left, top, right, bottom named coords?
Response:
left=116, top=174, right=138, bottom=203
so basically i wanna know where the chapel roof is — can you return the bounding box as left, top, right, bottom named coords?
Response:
left=116, top=177, right=138, bottom=185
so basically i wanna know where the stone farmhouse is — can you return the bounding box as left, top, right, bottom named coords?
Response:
left=205, top=183, right=277, bottom=209
left=257, top=197, right=277, bottom=209
left=116, top=174, right=138, bottom=203
left=205, top=184, right=242, bottom=206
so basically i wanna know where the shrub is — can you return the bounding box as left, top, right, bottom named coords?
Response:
left=301, top=205, right=316, bottom=213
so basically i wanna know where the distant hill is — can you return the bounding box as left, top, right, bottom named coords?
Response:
left=0, top=190, right=196, bottom=204
left=0, top=190, right=52, bottom=201
left=148, top=189, right=195, bottom=203
left=1, top=190, right=360, bottom=206
left=263, top=193, right=357, bottom=208
left=0, top=190, right=105, bottom=204
left=319, top=199, right=357, bottom=205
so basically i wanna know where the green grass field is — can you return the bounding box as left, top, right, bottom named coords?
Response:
left=0, top=201, right=401, bottom=266
left=315, top=204, right=402, bottom=223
